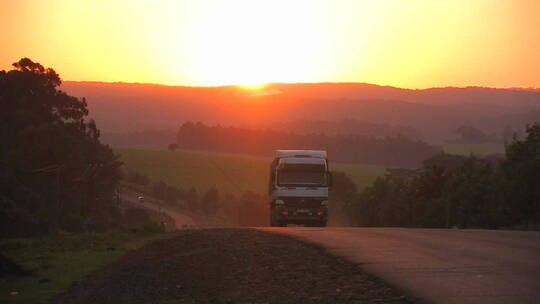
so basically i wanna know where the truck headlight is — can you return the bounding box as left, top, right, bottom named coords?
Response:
left=275, top=199, right=285, bottom=205
left=321, top=200, right=328, bottom=206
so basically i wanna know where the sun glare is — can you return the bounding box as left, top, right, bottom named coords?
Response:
left=238, top=83, right=268, bottom=91
left=178, top=0, right=325, bottom=86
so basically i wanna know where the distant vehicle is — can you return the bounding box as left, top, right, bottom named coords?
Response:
left=268, top=150, right=332, bottom=227
left=137, top=196, right=145, bottom=203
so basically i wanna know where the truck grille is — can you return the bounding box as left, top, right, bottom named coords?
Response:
left=283, top=197, right=323, bottom=208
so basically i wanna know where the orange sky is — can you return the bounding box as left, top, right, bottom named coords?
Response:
left=1, top=0, right=539, bottom=88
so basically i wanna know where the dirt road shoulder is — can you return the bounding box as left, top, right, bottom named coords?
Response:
left=57, top=228, right=413, bottom=304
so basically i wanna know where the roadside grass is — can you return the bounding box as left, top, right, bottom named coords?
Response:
left=443, top=142, right=505, bottom=155
left=116, top=148, right=386, bottom=196
left=0, top=231, right=173, bottom=304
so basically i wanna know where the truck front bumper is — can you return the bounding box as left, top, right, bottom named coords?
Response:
left=276, top=206, right=328, bottom=223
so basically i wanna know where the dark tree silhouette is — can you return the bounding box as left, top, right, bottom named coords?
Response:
left=200, top=187, right=220, bottom=216
left=185, top=187, right=199, bottom=212
left=0, top=58, right=122, bottom=236
left=347, top=124, right=539, bottom=230
left=503, top=123, right=540, bottom=229
left=176, top=122, right=442, bottom=167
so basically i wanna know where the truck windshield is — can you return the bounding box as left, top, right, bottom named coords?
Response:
left=277, top=163, right=327, bottom=186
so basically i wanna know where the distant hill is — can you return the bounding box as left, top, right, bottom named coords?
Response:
left=264, top=83, right=540, bottom=107
left=61, top=81, right=540, bottom=144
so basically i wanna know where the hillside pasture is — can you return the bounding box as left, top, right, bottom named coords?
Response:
left=116, top=148, right=386, bottom=196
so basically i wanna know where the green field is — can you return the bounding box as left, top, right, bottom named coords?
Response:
left=442, top=142, right=505, bottom=156
left=0, top=232, right=171, bottom=304
left=117, top=148, right=386, bottom=196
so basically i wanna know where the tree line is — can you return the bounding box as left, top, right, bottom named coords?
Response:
left=339, top=124, right=540, bottom=230
left=176, top=122, right=441, bottom=168
left=266, top=119, right=422, bottom=140
left=450, top=125, right=520, bottom=144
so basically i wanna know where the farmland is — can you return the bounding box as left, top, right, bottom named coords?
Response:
left=116, top=148, right=386, bottom=196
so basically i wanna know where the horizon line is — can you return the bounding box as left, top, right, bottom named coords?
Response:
left=61, top=80, right=540, bottom=91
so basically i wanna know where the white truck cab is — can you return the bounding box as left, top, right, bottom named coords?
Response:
left=268, top=150, right=331, bottom=227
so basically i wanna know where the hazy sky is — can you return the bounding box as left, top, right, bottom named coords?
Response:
left=1, top=0, right=539, bottom=88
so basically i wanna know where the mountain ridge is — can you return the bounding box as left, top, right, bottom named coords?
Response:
left=63, top=80, right=540, bottom=91
left=60, top=81, right=540, bottom=143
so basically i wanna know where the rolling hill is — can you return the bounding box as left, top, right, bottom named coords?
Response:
left=62, top=81, right=540, bottom=144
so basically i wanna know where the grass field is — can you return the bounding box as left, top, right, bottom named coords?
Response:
left=0, top=232, right=171, bottom=304
left=117, top=148, right=386, bottom=196
left=442, top=142, right=505, bottom=156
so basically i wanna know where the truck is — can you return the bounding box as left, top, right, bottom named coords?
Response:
left=268, top=150, right=332, bottom=227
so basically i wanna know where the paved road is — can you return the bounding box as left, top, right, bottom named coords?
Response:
left=259, top=227, right=540, bottom=304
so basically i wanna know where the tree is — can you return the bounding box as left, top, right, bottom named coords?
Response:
left=220, top=194, right=240, bottom=224
left=176, top=121, right=441, bottom=168
left=185, top=187, right=199, bottom=212
left=200, top=187, right=220, bottom=216
left=329, top=171, right=358, bottom=225
left=440, top=157, right=504, bottom=229
left=0, top=58, right=122, bottom=236
left=503, top=123, right=540, bottom=229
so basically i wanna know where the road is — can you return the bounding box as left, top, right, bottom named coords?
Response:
left=259, top=227, right=540, bottom=304
left=121, top=190, right=196, bottom=228
left=120, top=188, right=229, bottom=229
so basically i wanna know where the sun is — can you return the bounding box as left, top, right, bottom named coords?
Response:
left=237, top=83, right=268, bottom=91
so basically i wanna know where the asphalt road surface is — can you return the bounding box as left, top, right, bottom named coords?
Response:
left=259, top=227, right=540, bottom=304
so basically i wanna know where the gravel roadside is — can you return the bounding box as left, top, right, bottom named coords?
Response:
left=56, top=229, right=414, bottom=304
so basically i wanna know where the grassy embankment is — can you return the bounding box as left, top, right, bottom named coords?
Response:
left=116, top=148, right=387, bottom=196
left=0, top=232, right=172, bottom=304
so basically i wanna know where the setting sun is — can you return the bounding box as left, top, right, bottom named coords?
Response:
left=238, top=83, right=268, bottom=91
left=1, top=0, right=539, bottom=88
